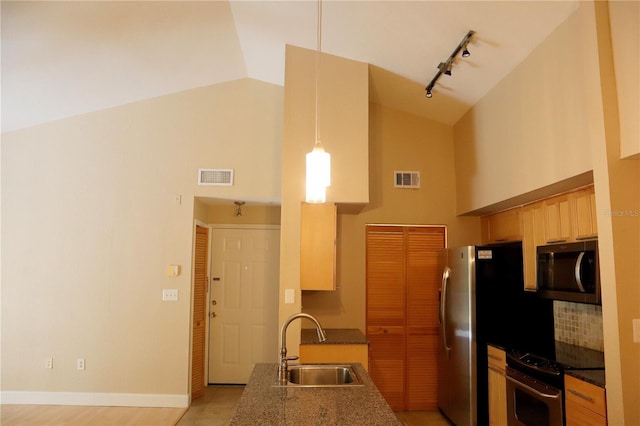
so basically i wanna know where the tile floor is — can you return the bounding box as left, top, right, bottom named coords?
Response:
left=176, top=385, right=451, bottom=425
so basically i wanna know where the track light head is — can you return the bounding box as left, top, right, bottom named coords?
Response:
left=425, top=88, right=433, bottom=98
left=462, top=47, right=471, bottom=58
left=445, top=61, right=453, bottom=76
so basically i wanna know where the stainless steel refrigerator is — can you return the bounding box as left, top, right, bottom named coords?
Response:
left=437, top=243, right=554, bottom=426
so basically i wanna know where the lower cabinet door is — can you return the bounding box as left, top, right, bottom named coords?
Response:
left=488, top=366, right=507, bottom=426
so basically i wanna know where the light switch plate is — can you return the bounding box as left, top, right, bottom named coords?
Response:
left=284, top=289, right=295, bottom=304
left=163, top=289, right=179, bottom=301
left=167, top=264, right=180, bottom=277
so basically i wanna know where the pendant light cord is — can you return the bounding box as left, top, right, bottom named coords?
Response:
left=314, top=0, right=322, bottom=146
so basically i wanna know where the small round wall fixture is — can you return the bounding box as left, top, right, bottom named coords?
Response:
left=234, top=201, right=246, bottom=216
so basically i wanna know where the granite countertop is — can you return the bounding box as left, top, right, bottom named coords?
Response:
left=566, top=369, right=606, bottom=388
left=229, top=363, right=401, bottom=425
left=301, top=328, right=369, bottom=345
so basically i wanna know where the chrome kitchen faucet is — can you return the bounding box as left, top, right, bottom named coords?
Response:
left=278, top=313, right=327, bottom=384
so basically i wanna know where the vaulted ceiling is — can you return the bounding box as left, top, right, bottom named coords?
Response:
left=1, top=1, right=579, bottom=133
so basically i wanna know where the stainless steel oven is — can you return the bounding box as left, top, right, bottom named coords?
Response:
left=506, top=366, right=563, bottom=426
left=506, top=351, right=565, bottom=426
left=506, top=342, right=606, bottom=426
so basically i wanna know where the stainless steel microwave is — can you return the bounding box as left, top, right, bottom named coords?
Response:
left=536, top=240, right=600, bottom=304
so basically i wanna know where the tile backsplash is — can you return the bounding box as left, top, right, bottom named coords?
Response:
left=554, top=300, right=604, bottom=351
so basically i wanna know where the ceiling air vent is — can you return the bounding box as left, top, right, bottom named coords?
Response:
left=394, top=171, right=420, bottom=189
left=198, top=168, right=234, bottom=186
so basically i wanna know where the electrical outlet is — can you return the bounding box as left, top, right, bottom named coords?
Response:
left=77, top=358, right=86, bottom=370
left=46, top=358, right=53, bottom=369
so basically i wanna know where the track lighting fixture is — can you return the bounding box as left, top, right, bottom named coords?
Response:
left=424, top=30, right=475, bottom=98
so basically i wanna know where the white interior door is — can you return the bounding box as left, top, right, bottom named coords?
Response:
left=208, top=227, right=280, bottom=384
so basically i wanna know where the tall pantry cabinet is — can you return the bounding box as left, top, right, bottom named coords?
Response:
left=366, top=225, right=445, bottom=411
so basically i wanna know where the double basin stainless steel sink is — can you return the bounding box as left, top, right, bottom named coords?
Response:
left=277, top=364, right=363, bottom=387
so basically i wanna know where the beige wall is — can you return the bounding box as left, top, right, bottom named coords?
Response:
left=608, top=0, right=640, bottom=159
left=1, top=78, right=282, bottom=405
left=590, top=2, right=640, bottom=424
left=279, top=45, right=369, bottom=356
left=196, top=201, right=281, bottom=226
left=452, top=2, right=639, bottom=423
left=302, top=103, right=481, bottom=330
left=454, top=5, right=596, bottom=215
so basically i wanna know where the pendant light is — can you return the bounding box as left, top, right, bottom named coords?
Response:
left=305, top=0, right=331, bottom=203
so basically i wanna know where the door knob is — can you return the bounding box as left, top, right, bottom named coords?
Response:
left=210, top=312, right=217, bottom=318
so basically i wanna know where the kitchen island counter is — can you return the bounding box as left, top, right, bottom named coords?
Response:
left=229, top=363, right=401, bottom=425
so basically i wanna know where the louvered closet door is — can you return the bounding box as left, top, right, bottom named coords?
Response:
left=366, top=225, right=445, bottom=411
left=366, top=226, right=406, bottom=410
left=192, top=225, right=209, bottom=399
left=406, top=226, right=444, bottom=410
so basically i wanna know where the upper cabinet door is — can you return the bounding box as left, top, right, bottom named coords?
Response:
left=544, top=194, right=573, bottom=243
left=571, top=186, right=598, bottom=240
left=481, top=208, right=523, bottom=244
left=300, top=202, right=337, bottom=290
left=521, top=201, right=545, bottom=291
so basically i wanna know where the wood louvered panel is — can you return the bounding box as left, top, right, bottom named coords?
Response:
left=407, top=333, right=439, bottom=410
left=407, top=227, right=445, bottom=330
left=367, top=330, right=406, bottom=410
left=406, top=227, right=444, bottom=410
left=366, top=227, right=405, bottom=326
left=191, top=225, right=208, bottom=399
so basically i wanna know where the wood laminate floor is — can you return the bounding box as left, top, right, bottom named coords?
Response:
left=1, top=385, right=452, bottom=425
left=0, top=404, right=186, bottom=426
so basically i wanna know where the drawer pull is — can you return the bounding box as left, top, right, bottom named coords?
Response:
left=567, top=387, right=595, bottom=402
left=488, top=365, right=505, bottom=374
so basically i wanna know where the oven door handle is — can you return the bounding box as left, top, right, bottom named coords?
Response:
left=506, top=374, right=562, bottom=401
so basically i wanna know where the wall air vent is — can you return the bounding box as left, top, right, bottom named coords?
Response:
left=198, top=168, right=234, bottom=186
left=394, top=171, right=421, bottom=189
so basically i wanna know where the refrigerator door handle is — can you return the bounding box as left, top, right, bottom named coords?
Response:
left=440, top=266, right=451, bottom=359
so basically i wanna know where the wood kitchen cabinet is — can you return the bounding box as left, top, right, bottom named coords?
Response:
left=571, top=186, right=598, bottom=240
left=487, top=345, right=507, bottom=426
left=565, top=374, right=607, bottom=426
left=299, top=344, right=369, bottom=371
left=300, top=202, right=337, bottom=290
left=544, top=194, right=573, bottom=243
left=521, top=201, right=545, bottom=291
left=483, top=185, right=597, bottom=291
left=481, top=208, right=523, bottom=244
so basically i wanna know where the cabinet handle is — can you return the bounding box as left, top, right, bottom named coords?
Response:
left=547, top=238, right=567, bottom=243
left=488, top=365, right=505, bottom=374
left=575, top=235, right=596, bottom=240
left=567, top=387, right=594, bottom=403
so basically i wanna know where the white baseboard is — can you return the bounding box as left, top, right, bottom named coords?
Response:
left=0, top=391, right=189, bottom=408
